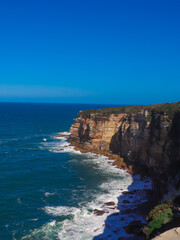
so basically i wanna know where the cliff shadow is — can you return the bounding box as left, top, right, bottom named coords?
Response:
left=93, top=121, right=157, bottom=240
left=93, top=174, right=156, bottom=240
left=92, top=110, right=179, bottom=239
left=78, top=121, right=91, bottom=143
left=168, top=111, right=180, bottom=175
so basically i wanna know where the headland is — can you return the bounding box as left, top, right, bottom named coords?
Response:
left=69, top=101, right=180, bottom=239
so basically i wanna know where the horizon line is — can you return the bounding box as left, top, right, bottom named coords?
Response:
left=0, top=100, right=178, bottom=106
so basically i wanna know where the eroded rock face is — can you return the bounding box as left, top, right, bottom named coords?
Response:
left=110, top=111, right=171, bottom=174
left=70, top=110, right=173, bottom=170
left=69, top=109, right=180, bottom=198
left=70, top=113, right=125, bottom=151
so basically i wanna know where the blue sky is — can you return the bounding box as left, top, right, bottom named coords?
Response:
left=0, top=0, right=180, bottom=104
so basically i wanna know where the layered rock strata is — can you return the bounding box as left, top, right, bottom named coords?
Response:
left=69, top=103, right=180, bottom=199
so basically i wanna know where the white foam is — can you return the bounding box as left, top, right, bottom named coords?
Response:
left=58, top=132, right=71, bottom=136
left=44, top=192, right=55, bottom=197
left=17, top=198, right=22, bottom=204
left=48, top=220, right=56, bottom=226
left=50, top=141, right=82, bottom=154
left=42, top=134, right=82, bottom=154
left=30, top=133, right=153, bottom=240
left=55, top=136, right=67, bottom=140
left=12, top=230, right=17, bottom=240
left=43, top=206, right=80, bottom=217
left=29, top=218, right=38, bottom=221
left=21, top=221, right=63, bottom=240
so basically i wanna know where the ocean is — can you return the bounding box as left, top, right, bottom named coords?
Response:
left=0, top=102, right=152, bottom=240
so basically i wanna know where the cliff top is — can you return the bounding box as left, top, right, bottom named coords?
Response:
left=79, top=101, right=180, bottom=119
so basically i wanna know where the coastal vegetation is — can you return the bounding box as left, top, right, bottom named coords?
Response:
left=145, top=201, right=173, bottom=237
left=79, top=101, right=180, bottom=119
left=145, top=196, right=180, bottom=239
left=70, top=101, right=180, bottom=239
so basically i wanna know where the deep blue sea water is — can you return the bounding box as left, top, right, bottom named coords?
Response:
left=0, top=103, right=151, bottom=240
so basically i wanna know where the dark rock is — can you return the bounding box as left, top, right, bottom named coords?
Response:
left=70, top=103, right=180, bottom=202
left=122, top=191, right=130, bottom=195
left=112, top=212, right=120, bottom=216
left=123, top=220, right=145, bottom=235
left=56, top=134, right=69, bottom=138
left=108, top=206, right=118, bottom=209
left=93, top=209, right=107, bottom=216
left=121, top=208, right=133, bottom=214
left=104, top=201, right=115, bottom=206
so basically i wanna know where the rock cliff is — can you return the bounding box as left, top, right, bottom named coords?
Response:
left=69, top=102, right=180, bottom=199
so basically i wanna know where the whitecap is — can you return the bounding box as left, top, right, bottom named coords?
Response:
left=17, top=198, right=22, bottom=204
left=48, top=220, right=56, bottom=226
left=21, top=221, right=62, bottom=240
left=55, top=136, right=67, bottom=140
left=43, top=206, right=80, bottom=217
left=49, top=140, right=82, bottom=154
left=44, top=192, right=55, bottom=197
left=23, top=170, right=152, bottom=240
left=42, top=132, right=81, bottom=154
left=58, top=132, right=71, bottom=136
left=32, top=132, right=153, bottom=240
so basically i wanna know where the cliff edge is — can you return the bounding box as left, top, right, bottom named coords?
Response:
left=70, top=102, right=180, bottom=199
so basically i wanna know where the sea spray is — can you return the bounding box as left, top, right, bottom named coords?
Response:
left=22, top=133, right=152, bottom=240
left=0, top=103, right=129, bottom=240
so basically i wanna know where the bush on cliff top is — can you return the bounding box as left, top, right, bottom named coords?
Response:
left=79, top=101, right=180, bottom=119
left=147, top=208, right=173, bottom=236
left=145, top=201, right=173, bottom=238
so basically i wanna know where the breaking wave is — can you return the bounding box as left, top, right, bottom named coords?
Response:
left=22, top=132, right=152, bottom=240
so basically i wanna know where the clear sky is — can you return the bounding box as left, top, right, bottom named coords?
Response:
left=0, top=0, right=180, bottom=104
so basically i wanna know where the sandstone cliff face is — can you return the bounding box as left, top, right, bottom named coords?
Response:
left=70, top=113, right=125, bottom=151
left=70, top=106, right=180, bottom=198
left=110, top=111, right=171, bottom=174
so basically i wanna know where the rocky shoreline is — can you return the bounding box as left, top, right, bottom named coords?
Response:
left=59, top=140, right=154, bottom=239
left=68, top=102, right=180, bottom=239
left=55, top=132, right=155, bottom=239
left=56, top=133, right=133, bottom=174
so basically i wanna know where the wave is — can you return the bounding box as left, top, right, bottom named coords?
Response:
left=58, top=132, right=71, bottom=136
left=43, top=206, right=80, bottom=217
left=23, top=132, right=152, bottom=239
left=44, top=192, right=55, bottom=197
left=42, top=132, right=82, bottom=154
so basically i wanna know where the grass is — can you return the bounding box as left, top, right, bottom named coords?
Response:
left=157, top=101, right=180, bottom=119
left=147, top=208, right=173, bottom=235
left=145, top=201, right=173, bottom=237
left=78, top=101, right=180, bottom=119
left=146, top=201, right=173, bottom=220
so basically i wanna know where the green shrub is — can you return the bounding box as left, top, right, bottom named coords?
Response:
left=147, top=201, right=173, bottom=221
left=78, top=101, right=180, bottom=119
left=145, top=201, right=173, bottom=237
left=147, top=208, right=173, bottom=235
